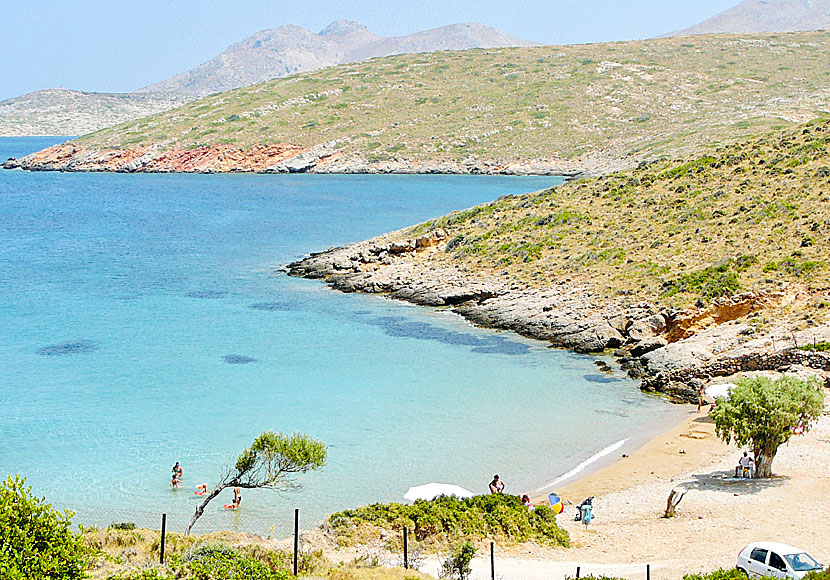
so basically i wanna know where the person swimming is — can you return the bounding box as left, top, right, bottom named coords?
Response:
left=195, top=484, right=209, bottom=496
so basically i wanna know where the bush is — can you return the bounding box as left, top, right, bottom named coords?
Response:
left=181, top=544, right=290, bottom=580
left=439, top=541, right=476, bottom=580
left=328, top=493, right=569, bottom=547
left=683, top=569, right=751, bottom=580
left=0, top=475, right=94, bottom=580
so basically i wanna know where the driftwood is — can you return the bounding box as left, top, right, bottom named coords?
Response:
left=663, top=488, right=688, bottom=518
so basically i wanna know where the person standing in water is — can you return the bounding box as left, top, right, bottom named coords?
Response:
left=232, top=487, right=242, bottom=509
left=172, top=462, right=183, bottom=481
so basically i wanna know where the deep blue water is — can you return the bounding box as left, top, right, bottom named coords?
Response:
left=0, top=137, right=680, bottom=536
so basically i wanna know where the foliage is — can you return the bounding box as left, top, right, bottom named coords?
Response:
left=439, top=541, right=476, bottom=580
left=109, top=522, right=137, bottom=530
left=661, top=256, right=755, bottom=302
left=328, top=493, right=569, bottom=547
left=683, top=569, right=749, bottom=580
left=105, top=544, right=292, bottom=580
left=804, top=570, right=830, bottom=580
left=187, top=431, right=326, bottom=534
left=798, top=341, right=830, bottom=352
left=0, top=475, right=94, bottom=580
left=709, top=376, right=825, bottom=477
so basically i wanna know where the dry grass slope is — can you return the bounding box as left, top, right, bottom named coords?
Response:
left=78, top=32, right=830, bottom=169
left=398, top=117, right=830, bottom=320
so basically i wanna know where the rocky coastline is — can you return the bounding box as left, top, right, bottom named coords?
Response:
left=2, top=141, right=633, bottom=178
left=287, top=230, right=830, bottom=403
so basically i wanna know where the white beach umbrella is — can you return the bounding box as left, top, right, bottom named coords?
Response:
left=705, top=383, right=736, bottom=400
left=404, top=483, right=474, bottom=502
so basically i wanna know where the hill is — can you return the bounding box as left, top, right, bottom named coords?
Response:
left=8, top=31, right=830, bottom=175
left=137, top=20, right=535, bottom=97
left=287, top=117, right=830, bottom=399
left=0, top=89, right=189, bottom=137
left=667, top=0, right=830, bottom=36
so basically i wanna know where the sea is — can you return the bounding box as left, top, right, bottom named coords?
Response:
left=0, top=137, right=684, bottom=536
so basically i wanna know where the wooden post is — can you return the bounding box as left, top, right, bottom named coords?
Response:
left=577, top=566, right=581, bottom=578
left=647, top=564, right=651, bottom=580
left=293, top=508, right=299, bottom=576
left=403, top=526, right=409, bottom=569
left=159, top=513, right=167, bottom=564
left=490, top=541, right=495, bottom=580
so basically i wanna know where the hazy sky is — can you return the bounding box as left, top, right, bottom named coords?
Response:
left=0, top=0, right=740, bottom=101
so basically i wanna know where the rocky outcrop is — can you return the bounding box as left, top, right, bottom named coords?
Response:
left=641, top=349, right=830, bottom=403
left=3, top=143, right=308, bottom=173
left=288, top=229, right=830, bottom=402
left=3, top=142, right=611, bottom=177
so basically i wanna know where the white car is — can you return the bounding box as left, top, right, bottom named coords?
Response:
left=737, top=542, right=823, bottom=579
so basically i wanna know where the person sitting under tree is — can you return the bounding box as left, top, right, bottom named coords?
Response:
left=735, top=451, right=755, bottom=479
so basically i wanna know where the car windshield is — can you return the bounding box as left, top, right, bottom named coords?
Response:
left=785, top=553, right=821, bottom=571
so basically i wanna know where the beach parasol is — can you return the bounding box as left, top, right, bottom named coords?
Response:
left=705, top=383, right=736, bottom=400
left=404, top=483, right=474, bottom=502
left=548, top=492, right=565, bottom=514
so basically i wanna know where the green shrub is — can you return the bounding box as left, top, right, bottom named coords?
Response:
left=180, top=544, right=290, bottom=580
left=439, top=541, right=476, bottom=580
left=683, top=569, right=752, bottom=580
left=109, top=522, right=137, bottom=530
left=798, top=341, right=830, bottom=352
left=327, top=493, right=569, bottom=547
left=0, top=475, right=95, bottom=580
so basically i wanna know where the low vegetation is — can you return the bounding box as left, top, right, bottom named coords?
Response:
left=400, top=117, right=830, bottom=314
left=0, top=475, right=94, bottom=580
left=75, top=32, right=830, bottom=169
left=326, top=494, right=569, bottom=548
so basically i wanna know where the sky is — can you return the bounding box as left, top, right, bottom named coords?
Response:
left=0, top=0, right=741, bottom=101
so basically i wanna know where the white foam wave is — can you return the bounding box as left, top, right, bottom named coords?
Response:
left=537, top=438, right=629, bottom=491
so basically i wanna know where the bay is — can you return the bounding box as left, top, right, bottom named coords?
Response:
left=0, top=137, right=681, bottom=535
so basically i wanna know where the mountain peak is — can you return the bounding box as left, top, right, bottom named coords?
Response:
left=319, top=19, right=368, bottom=36
left=666, top=0, right=830, bottom=36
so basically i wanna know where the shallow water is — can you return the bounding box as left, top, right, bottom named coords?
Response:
left=0, top=137, right=680, bottom=536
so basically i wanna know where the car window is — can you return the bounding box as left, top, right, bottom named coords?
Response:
left=786, top=553, right=821, bottom=572
left=750, top=548, right=769, bottom=564
left=769, top=552, right=787, bottom=571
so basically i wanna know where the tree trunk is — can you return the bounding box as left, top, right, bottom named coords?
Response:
left=754, top=443, right=777, bottom=478
left=186, top=484, right=227, bottom=535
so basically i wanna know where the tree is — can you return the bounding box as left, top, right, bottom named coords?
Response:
left=0, top=475, right=94, bottom=580
left=710, top=375, right=825, bottom=478
left=186, top=431, right=326, bottom=535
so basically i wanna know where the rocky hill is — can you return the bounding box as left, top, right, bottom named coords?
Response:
left=667, top=0, right=830, bottom=36
left=8, top=31, right=830, bottom=176
left=137, top=20, right=535, bottom=97
left=0, top=89, right=189, bottom=137
left=287, top=117, right=830, bottom=401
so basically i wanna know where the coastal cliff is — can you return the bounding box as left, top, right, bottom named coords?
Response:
left=2, top=141, right=613, bottom=177
left=287, top=231, right=830, bottom=403
left=288, top=118, right=830, bottom=402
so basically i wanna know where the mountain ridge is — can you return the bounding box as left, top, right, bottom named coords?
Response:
left=137, top=20, right=536, bottom=97
left=666, top=0, right=830, bottom=36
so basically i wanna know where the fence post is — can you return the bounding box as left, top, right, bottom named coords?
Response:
left=293, top=508, right=299, bottom=576
left=577, top=566, right=581, bottom=578
left=159, top=513, right=167, bottom=564
left=403, top=526, right=409, bottom=569
left=647, top=564, right=651, bottom=580
left=490, top=541, right=495, bottom=580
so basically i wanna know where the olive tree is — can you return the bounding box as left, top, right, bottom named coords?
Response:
left=710, top=375, right=825, bottom=478
left=0, top=475, right=94, bottom=580
left=186, top=431, right=326, bottom=535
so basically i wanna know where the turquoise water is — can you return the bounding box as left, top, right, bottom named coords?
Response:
left=0, top=137, right=679, bottom=536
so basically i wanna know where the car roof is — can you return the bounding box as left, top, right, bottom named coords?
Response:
left=748, top=542, right=807, bottom=555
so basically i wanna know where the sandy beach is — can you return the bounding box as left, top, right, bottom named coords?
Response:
left=415, top=402, right=830, bottom=580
